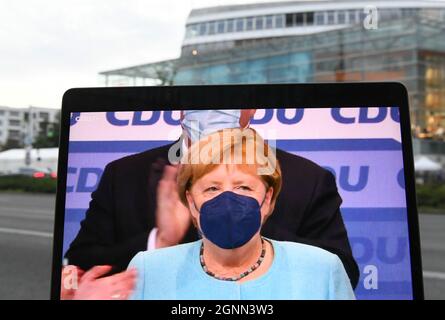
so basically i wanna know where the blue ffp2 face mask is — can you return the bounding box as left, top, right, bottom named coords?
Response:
left=197, top=191, right=263, bottom=249
left=181, top=110, right=242, bottom=143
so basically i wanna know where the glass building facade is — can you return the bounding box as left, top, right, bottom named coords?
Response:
left=174, top=52, right=312, bottom=84
left=100, top=4, right=445, bottom=156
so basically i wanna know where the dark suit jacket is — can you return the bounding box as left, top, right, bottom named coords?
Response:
left=65, top=142, right=359, bottom=288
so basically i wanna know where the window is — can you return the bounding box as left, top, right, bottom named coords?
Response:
left=285, top=13, right=294, bottom=27
left=358, top=9, right=367, bottom=22
left=296, top=13, right=304, bottom=25
left=8, top=129, right=20, bottom=138
left=185, top=25, right=193, bottom=38
left=327, top=11, right=335, bottom=24
left=198, top=23, right=207, bottom=36
left=255, top=16, right=264, bottom=30
left=189, top=24, right=198, bottom=37
left=40, top=112, right=49, bottom=121
left=227, top=19, right=234, bottom=32
left=9, top=119, right=21, bottom=126
left=315, top=11, right=325, bottom=25
left=275, top=14, right=284, bottom=28
left=0, top=110, right=4, bottom=116
left=337, top=10, right=346, bottom=24
left=347, top=10, right=357, bottom=23
left=306, top=12, right=314, bottom=25
left=265, top=15, right=274, bottom=28
left=217, top=20, right=225, bottom=33
left=208, top=21, right=216, bottom=35
left=235, top=18, right=244, bottom=31
left=246, top=17, right=254, bottom=31
left=9, top=111, right=19, bottom=117
left=389, top=9, right=402, bottom=19
left=402, top=8, right=412, bottom=18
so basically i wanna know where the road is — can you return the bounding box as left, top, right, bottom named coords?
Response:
left=418, top=214, right=445, bottom=299
left=0, top=193, right=53, bottom=299
left=0, top=192, right=444, bottom=299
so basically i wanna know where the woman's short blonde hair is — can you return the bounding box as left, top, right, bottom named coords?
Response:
left=177, top=127, right=282, bottom=215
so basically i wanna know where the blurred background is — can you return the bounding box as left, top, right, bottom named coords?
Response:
left=0, top=0, right=445, bottom=299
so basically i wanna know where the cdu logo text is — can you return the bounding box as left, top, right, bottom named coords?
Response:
left=70, top=112, right=81, bottom=126
left=98, top=107, right=399, bottom=127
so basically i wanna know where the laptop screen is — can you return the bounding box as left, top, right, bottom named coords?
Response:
left=60, top=106, right=414, bottom=300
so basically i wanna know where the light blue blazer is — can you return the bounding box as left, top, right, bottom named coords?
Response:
left=128, top=239, right=355, bottom=300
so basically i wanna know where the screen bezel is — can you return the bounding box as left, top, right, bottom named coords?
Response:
left=51, top=82, right=424, bottom=300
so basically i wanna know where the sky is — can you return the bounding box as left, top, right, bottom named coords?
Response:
left=0, top=0, right=293, bottom=109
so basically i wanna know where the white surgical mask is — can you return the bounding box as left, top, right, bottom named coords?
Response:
left=181, top=110, right=242, bottom=143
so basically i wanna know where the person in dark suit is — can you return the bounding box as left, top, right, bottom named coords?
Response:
left=63, top=109, right=359, bottom=299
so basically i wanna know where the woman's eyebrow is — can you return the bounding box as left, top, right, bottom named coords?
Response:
left=204, top=180, right=222, bottom=185
left=232, top=178, right=253, bottom=185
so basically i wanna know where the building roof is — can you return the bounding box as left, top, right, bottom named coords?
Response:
left=0, top=105, right=59, bottom=112
left=415, top=155, right=443, bottom=171
left=188, top=0, right=445, bottom=23
left=190, top=0, right=445, bottom=16
left=0, top=148, right=58, bottom=160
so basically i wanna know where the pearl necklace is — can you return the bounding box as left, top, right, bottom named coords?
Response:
left=199, top=237, right=266, bottom=281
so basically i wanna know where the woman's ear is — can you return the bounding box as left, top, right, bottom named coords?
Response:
left=186, top=190, right=199, bottom=219
left=261, top=187, right=274, bottom=222
left=186, top=190, right=200, bottom=229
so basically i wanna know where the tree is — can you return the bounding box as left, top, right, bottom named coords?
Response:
left=2, top=139, right=22, bottom=151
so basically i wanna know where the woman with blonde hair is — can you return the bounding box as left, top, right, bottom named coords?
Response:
left=128, top=128, right=355, bottom=300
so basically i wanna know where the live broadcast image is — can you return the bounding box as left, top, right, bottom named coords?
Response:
left=61, top=108, right=411, bottom=300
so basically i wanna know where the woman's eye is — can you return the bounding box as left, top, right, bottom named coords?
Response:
left=204, top=186, right=218, bottom=192
left=237, top=185, right=252, bottom=191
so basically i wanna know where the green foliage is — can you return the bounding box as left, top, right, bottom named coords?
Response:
left=1, top=139, right=22, bottom=151
left=0, top=175, right=443, bottom=215
left=416, top=182, right=445, bottom=213
left=0, top=175, right=56, bottom=193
